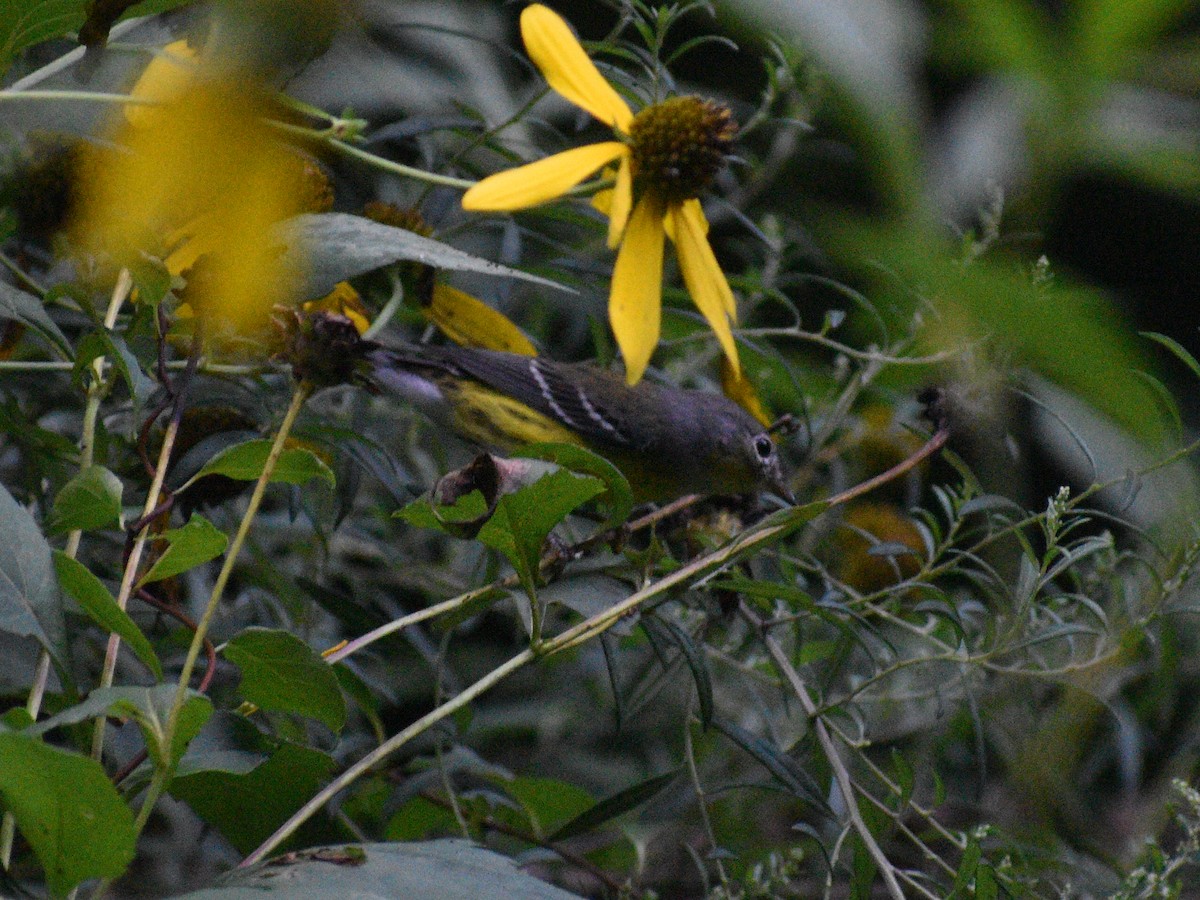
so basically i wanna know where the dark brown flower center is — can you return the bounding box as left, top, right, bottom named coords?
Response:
left=628, top=96, right=736, bottom=204
left=363, top=201, right=432, bottom=236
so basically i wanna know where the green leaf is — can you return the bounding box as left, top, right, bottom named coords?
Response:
left=952, top=834, right=982, bottom=895
left=891, top=748, right=915, bottom=813
left=850, top=833, right=878, bottom=900
left=1075, top=0, right=1193, bottom=78
left=501, top=776, right=594, bottom=838
left=170, top=743, right=336, bottom=855
left=47, top=465, right=124, bottom=534
left=180, top=439, right=336, bottom=491
left=274, top=213, right=575, bottom=300
left=711, top=717, right=829, bottom=813
left=386, top=797, right=462, bottom=841
left=0, top=481, right=68, bottom=670
left=937, top=0, right=1053, bottom=80
left=516, top=442, right=633, bottom=530
left=975, top=863, right=999, bottom=900
left=476, top=469, right=605, bottom=597
left=0, top=279, right=70, bottom=357
left=398, top=469, right=604, bottom=598
left=1142, top=331, right=1200, bottom=385
left=137, top=513, right=228, bottom=586
left=397, top=489, right=489, bottom=531
left=30, top=685, right=213, bottom=770
left=548, top=770, right=679, bottom=841
left=53, top=551, right=161, bottom=678
left=2, top=707, right=34, bottom=730
left=0, top=0, right=192, bottom=75
left=1, top=0, right=81, bottom=77
left=642, top=615, right=713, bottom=729
left=0, top=733, right=137, bottom=896
left=73, top=329, right=156, bottom=407
left=172, top=840, right=583, bottom=898
left=223, top=627, right=346, bottom=731
left=129, top=252, right=174, bottom=307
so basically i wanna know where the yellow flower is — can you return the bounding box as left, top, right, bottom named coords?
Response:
left=461, top=4, right=739, bottom=384
left=74, top=45, right=308, bottom=337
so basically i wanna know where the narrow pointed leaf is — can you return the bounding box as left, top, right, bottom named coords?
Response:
left=548, top=769, right=679, bottom=841
left=54, top=552, right=161, bottom=678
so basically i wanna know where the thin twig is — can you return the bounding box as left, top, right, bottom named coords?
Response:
left=241, top=646, right=536, bottom=866
left=91, top=382, right=314, bottom=899
left=740, top=602, right=906, bottom=900
left=325, top=494, right=702, bottom=665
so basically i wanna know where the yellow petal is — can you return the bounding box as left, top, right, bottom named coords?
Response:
left=75, top=82, right=304, bottom=336
left=610, top=196, right=665, bottom=384
left=304, top=282, right=371, bottom=335
left=426, top=284, right=537, bottom=356
left=671, top=202, right=740, bottom=374
left=680, top=197, right=711, bottom=234
left=606, top=156, right=633, bottom=250
left=676, top=199, right=731, bottom=316
left=590, top=165, right=617, bottom=214
left=125, top=40, right=197, bottom=128
left=520, top=5, right=634, bottom=132
left=591, top=187, right=612, bottom=215
left=163, top=211, right=213, bottom=275
left=663, top=198, right=711, bottom=244
left=720, top=355, right=772, bottom=426
left=462, top=142, right=628, bottom=211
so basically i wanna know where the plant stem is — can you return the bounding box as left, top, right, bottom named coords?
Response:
left=0, top=653, right=49, bottom=868
left=0, top=359, right=270, bottom=374
left=7, top=18, right=148, bottom=91
left=0, top=249, right=46, bottom=295
left=684, top=715, right=729, bottom=893
left=163, top=382, right=312, bottom=765
left=361, top=271, right=404, bottom=340
left=325, top=493, right=703, bottom=665
left=539, top=500, right=826, bottom=656
left=268, top=121, right=476, bottom=189
left=322, top=584, right=502, bottom=664
left=740, top=603, right=906, bottom=900
left=0, top=89, right=156, bottom=106
left=92, top=382, right=312, bottom=898
left=270, top=430, right=948, bottom=875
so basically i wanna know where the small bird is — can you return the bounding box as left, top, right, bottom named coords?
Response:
left=360, top=342, right=793, bottom=503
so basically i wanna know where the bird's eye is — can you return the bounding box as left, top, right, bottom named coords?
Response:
left=754, top=435, right=774, bottom=459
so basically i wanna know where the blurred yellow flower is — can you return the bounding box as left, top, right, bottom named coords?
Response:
left=461, top=4, right=739, bottom=384
left=123, top=40, right=197, bottom=130
left=74, top=45, right=305, bottom=337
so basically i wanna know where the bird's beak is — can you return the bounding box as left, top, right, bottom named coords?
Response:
left=768, top=470, right=796, bottom=506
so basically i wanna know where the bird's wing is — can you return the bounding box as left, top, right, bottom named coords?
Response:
left=443, top=350, right=637, bottom=448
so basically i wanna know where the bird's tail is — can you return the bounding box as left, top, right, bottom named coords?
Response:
left=357, top=343, right=449, bottom=417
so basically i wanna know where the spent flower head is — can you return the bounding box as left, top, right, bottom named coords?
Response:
left=462, top=4, right=740, bottom=384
